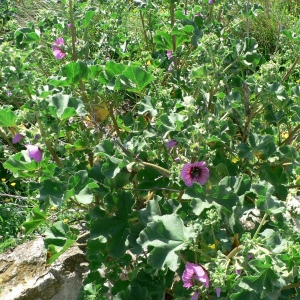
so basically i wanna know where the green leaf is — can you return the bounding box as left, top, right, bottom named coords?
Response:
left=22, top=206, right=46, bottom=233
left=90, top=192, right=135, bottom=258
left=154, top=31, right=173, bottom=50
left=115, top=66, right=154, bottom=92
left=101, top=156, right=125, bottom=178
left=158, top=113, right=187, bottom=137
left=99, top=61, right=126, bottom=86
left=83, top=9, right=96, bottom=28
left=114, top=285, right=150, bottom=300
left=15, top=27, right=40, bottom=49
left=4, top=152, right=40, bottom=176
left=47, top=94, right=86, bottom=120
left=0, top=108, right=17, bottom=127
left=38, top=179, right=65, bottom=208
left=94, top=139, right=115, bottom=157
left=61, top=61, right=88, bottom=84
left=252, top=182, right=285, bottom=214
left=238, top=268, right=279, bottom=298
left=66, top=170, right=98, bottom=204
left=44, top=221, right=77, bottom=264
left=138, top=96, right=158, bottom=117
left=137, top=215, right=197, bottom=271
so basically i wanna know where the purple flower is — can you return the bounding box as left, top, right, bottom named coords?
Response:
left=167, top=50, right=172, bottom=60
left=181, top=161, right=210, bottom=186
left=208, top=0, right=214, bottom=4
left=68, top=23, right=72, bottom=28
left=52, top=37, right=66, bottom=59
left=25, top=144, right=43, bottom=162
left=12, top=133, right=24, bottom=144
left=235, top=269, right=242, bottom=275
left=191, top=290, right=200, bottom=300
left=34, top=134, right=40, bottom=140
left=7, top=91, right=12, bottom=96
left=182, top=262, right=210, bottom=290
left=167, top=139, right=178, bottom=148
left=216, top=288, right=221, bottom=298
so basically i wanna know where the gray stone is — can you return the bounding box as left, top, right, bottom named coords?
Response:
left=0, top=237, right=88, bottom=300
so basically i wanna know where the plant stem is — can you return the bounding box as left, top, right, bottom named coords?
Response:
left=139, top=10, right=150, bottom=51
left=36, top=114, right=62, bottom=167
left=252, top=212, right=268, bottom=240
left=108, top=102, right=122, bottom=141
left=0, top=129, right=18, bottom=153
left=282, top=54, right=300, bottom=81
left=68, top=0, right=77, bottom=61
left=170, top=1, right=177, bottom=69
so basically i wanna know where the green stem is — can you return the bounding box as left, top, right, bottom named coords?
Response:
left=282, top=54, right=300, bottom=82
left=252, top=212, right=268, bottom=240
left=0, top=129, right=18, bottom=153
left=139, top=10, right=150, bottom=51
left=108, top=102, right=122, bottom=141
left=170, top=1, right=177, bottom=69
left=36, top=114, right=62, bottom=167
left=68, top=0, right=77, bottom=61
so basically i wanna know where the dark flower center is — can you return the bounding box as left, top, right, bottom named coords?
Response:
left=190, top=167, right=202, bottom=179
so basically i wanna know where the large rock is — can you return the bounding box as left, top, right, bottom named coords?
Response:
left=0, top=237, right=88, bottom=300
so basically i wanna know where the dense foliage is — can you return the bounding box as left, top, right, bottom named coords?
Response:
left=1, top=0, right=300, bottom=299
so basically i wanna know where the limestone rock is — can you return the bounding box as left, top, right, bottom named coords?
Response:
left=0, top=237, right=88, bottom=300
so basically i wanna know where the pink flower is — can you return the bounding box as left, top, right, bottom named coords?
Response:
left=181, top=161, right=210, bottom=186
left=52, top=37, right=66, bottom=59
left=208, top=0, right=214, bottom=4
left=68, top=23, right=72, bottom=28
left=182, top=262, right=209, bottom=288
left=216, top=287, right=221, bottom=298
left=12, top=133, right=24, bottom=144
left=25, top=144, right=43, bottom=162
left=7, top=91, right=12, bottom=96
left=167, top=50, right=172, bottom=60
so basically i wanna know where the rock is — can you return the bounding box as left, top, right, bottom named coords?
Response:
left=0, top=237, right=88, bottom=300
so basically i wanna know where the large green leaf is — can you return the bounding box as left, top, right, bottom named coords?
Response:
left=66, top=170, right=98, bottom=204
left=61, top=61, right=88, bottom=84
left=90, top=192, right=135, bottom=258
left=15, top=27, right=40, bottom=49
left=137, top=214, right=197, bottom=271
left=22, top=206, right=46, bottom=233
left=47, top=94, right=86, bottom=120
left=44, top=221, right=78, bottom=264
left=4, top=152, right=39, bottom=176
left=114, top=285, right=150, bottom=300
left=115, top=66, right=154, bottom=92
left=0, top=108, right=17, bottom=127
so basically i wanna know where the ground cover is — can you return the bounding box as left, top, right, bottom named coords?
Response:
left=1, top=0, right=300, bottom=299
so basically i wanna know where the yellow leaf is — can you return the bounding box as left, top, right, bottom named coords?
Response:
left=93, top=106, right=109, bottom=123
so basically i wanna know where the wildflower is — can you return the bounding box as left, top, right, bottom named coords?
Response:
left=25, top=144, right=43, bottom=162
left=12, top=133, right=24, bottom=144
left=34, top=134, right=40, bottom=140
left=182, top=262, right=209, bottom=299
left=181, top=161, right=210, bottom=186
left=167, top=139, right=178, bottom=148
left=216, top=288, right=221, bottom=298
left=174, top=157, right=180, bottom=162
left=7, top=91, right=12, bottom=96
left=167, top=50, right=172, bottom=60
left=235, top=269, right=242, bottom=275
left=52, top=37, right=66, bottom=59
left=191, top=290, right=199, bottom=300
left=68, top=23, right=72, bottom=28
left=208, top=0, right=214, bottom=4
